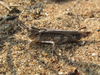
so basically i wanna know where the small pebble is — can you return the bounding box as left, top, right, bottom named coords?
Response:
left=92, top=53, right=96, bottom=56
left=92, top=53, right=98, bottom=56
left=97, top=29, right=100, bottom=32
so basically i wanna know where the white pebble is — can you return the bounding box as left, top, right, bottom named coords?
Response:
left=45, top=13, right=49, bottom=16
left=92, top=53, right=97, bottom=56
left=58, top=71, right=63, bottom=74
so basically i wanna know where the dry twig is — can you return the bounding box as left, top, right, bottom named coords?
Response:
left=0, top=1, right=11, bottom=11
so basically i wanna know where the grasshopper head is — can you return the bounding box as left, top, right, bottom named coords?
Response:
left=27, top=27, right=40, bottom=39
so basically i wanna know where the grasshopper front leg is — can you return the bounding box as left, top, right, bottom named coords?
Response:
left=26, top=29, right=47, bottom=48
left=40, top=41, right=55, bottom=56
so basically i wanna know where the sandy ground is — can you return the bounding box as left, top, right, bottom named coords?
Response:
left=0, top=0, right=100, bottom=75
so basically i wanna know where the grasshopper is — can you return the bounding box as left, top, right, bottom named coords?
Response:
left=27, top=27, right=91, bottom=56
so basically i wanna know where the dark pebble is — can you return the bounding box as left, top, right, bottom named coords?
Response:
left=6, top=15, right=17, bottom=21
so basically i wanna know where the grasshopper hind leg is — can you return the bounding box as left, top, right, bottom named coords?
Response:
left=41, top=41, right=55, bottom=56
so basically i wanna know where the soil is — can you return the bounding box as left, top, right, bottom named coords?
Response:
left=0, top=0, right=100, bottom=75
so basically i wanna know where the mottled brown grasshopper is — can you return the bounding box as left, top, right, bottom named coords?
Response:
left=27, top=27, right=91, bottom=56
